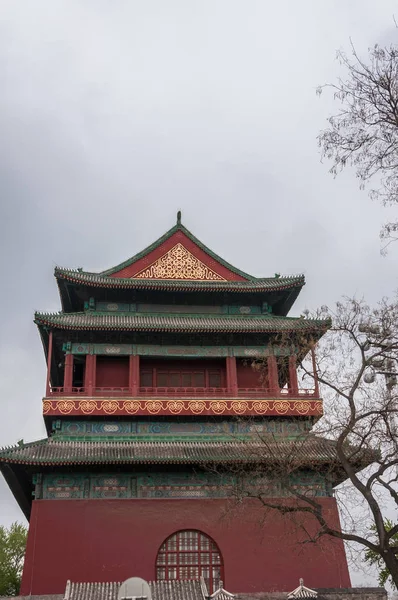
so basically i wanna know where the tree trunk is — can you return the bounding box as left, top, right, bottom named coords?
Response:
left=382, top=549, right=398, bottom=589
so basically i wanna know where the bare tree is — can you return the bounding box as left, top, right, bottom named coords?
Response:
left=317, top=42, right=398, bottom=251
left=212, top=298, right=398, bottom=588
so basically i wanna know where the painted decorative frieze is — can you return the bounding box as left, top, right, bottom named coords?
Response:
left=55, top=418, right=312, bottom=437
left=68, top=343, right=295, bottom=357
left=36, top=470, right=331, bottom=500
left=44, top=398, right=322, bottom=418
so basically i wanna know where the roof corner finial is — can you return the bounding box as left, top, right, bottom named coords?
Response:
left=299, top=578, right=304, bottom=587
left=177, top=210, right=182, bottom=226
left=64, top=580, right=71, bottom=600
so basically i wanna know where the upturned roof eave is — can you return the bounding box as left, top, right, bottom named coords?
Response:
left=33, top=311, right=330, bottom=336
left=0, top=463, right=32, bottom=520
left=53, top=216, right=306, bottom=310
left=55, top=272, right=305, bottom=314
left=54, top=268, right=305, bottom=292
left=0, top=435, right=373, bottom=468
left=0, top=438, right=375, bottom=514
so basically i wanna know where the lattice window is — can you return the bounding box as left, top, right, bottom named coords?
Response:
left=140, top=367, right=223, bottom=388
left=156, top=530, right=223, bottom=593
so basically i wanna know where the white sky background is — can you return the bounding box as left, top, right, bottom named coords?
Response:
left=0, top=0, right=398, bottom=588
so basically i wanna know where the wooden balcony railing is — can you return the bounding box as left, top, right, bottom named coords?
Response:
left=47, top=386, right=318, bottom=398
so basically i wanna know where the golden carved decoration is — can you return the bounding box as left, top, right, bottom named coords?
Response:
left=80, top=401, right=97, bottom=414
left=146, top=401, right=163, bottom=414
left=274, top=401, right=290, bottom=414
left=102, top=401, right=119, bottom=414
left=57, top=400, right=75, bottom=414
left=188, top=401, right=206, bottom=414
left=43, top=401, right=52, bottom=414
left=44, top=399, right=323, bottom=416
left=314, top=401, right=323, bottom=414
left=294, top=401, right=311, bottom=414
left=134, top=243, right=226, bottom=280
left=252, top=401, right=270, bottom=414
left=231, top=401, right=248, bottom=414
left=123, top=401, right=141, bottom=414
left=211, top=401, right=227, bottom=414
left=167, top=400, right=185, bottom=414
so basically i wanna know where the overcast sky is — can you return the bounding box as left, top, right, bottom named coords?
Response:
left=1, top=0, right=397, bottom=587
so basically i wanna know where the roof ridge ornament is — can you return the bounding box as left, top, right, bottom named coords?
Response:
left=210, top=579, right=235, bottom=599
left=177, top=210, right=182, bottom=226
left=287, top=578, right=318, bottom=599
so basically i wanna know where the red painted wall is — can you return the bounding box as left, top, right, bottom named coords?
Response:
left=21, top=498, right=350, bottom=596
left=236, top=359, right=263, bottom=388
left=96, top=357, right=129, bottom=388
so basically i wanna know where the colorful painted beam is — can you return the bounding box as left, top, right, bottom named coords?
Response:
left=67, top=343, right=296, bottom=357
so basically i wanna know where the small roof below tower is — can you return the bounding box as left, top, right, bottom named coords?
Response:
left=210, top=580, right=235, bottom=600
left=288, top=579, right=318, bottom=599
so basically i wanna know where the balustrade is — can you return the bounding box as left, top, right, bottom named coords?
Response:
left=47, top=385, right=318, bottom=398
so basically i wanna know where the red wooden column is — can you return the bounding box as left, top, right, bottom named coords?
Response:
left=226, top=357, right=230, bottom=392
left=288, top=354, right=299, bottom=396
left=45, top=330, right=53, bottom=396
left=92, top=354, right=97, bottom=394
left=267, top=354, right=279, bottom=395
left=129, top=355, right=140, bottom=396
left=226, top=356, right=238, bottom=396
left=64, top=353, right=74, bottom=393
left=85, top=354, right=96, bottom=396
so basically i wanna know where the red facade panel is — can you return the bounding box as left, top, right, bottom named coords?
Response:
left=236, top=359, right=263, bottom=388
left=21, top=498, right=350, bottom=596
left=96, top=357, right=129, bottom=388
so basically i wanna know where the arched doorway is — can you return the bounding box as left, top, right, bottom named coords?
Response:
left=156, top=529, right=224, bottom=593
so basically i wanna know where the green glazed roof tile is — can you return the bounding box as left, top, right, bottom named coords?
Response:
left=0, top=435, right=371, bottom=466
left=34, top=311, right=329, bottom=333
left=55, top=267, right=305, bottom=294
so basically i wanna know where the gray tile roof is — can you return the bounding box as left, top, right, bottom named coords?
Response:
left=0, top=435, right=359, bottom=467
left=211, top=587, right=235, bottom=600
left=64, top=579, right=207, bottom=600
left=3, top=596, right=63, bottom=600
left=288, top=580, right=317, bottom=599
left=34, top=311, right=328, bottom=334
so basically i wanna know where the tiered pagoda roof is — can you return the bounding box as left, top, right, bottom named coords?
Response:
left=1, top=214, right=338, bottom=523
left=35, top=215, right=329, bottom=351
